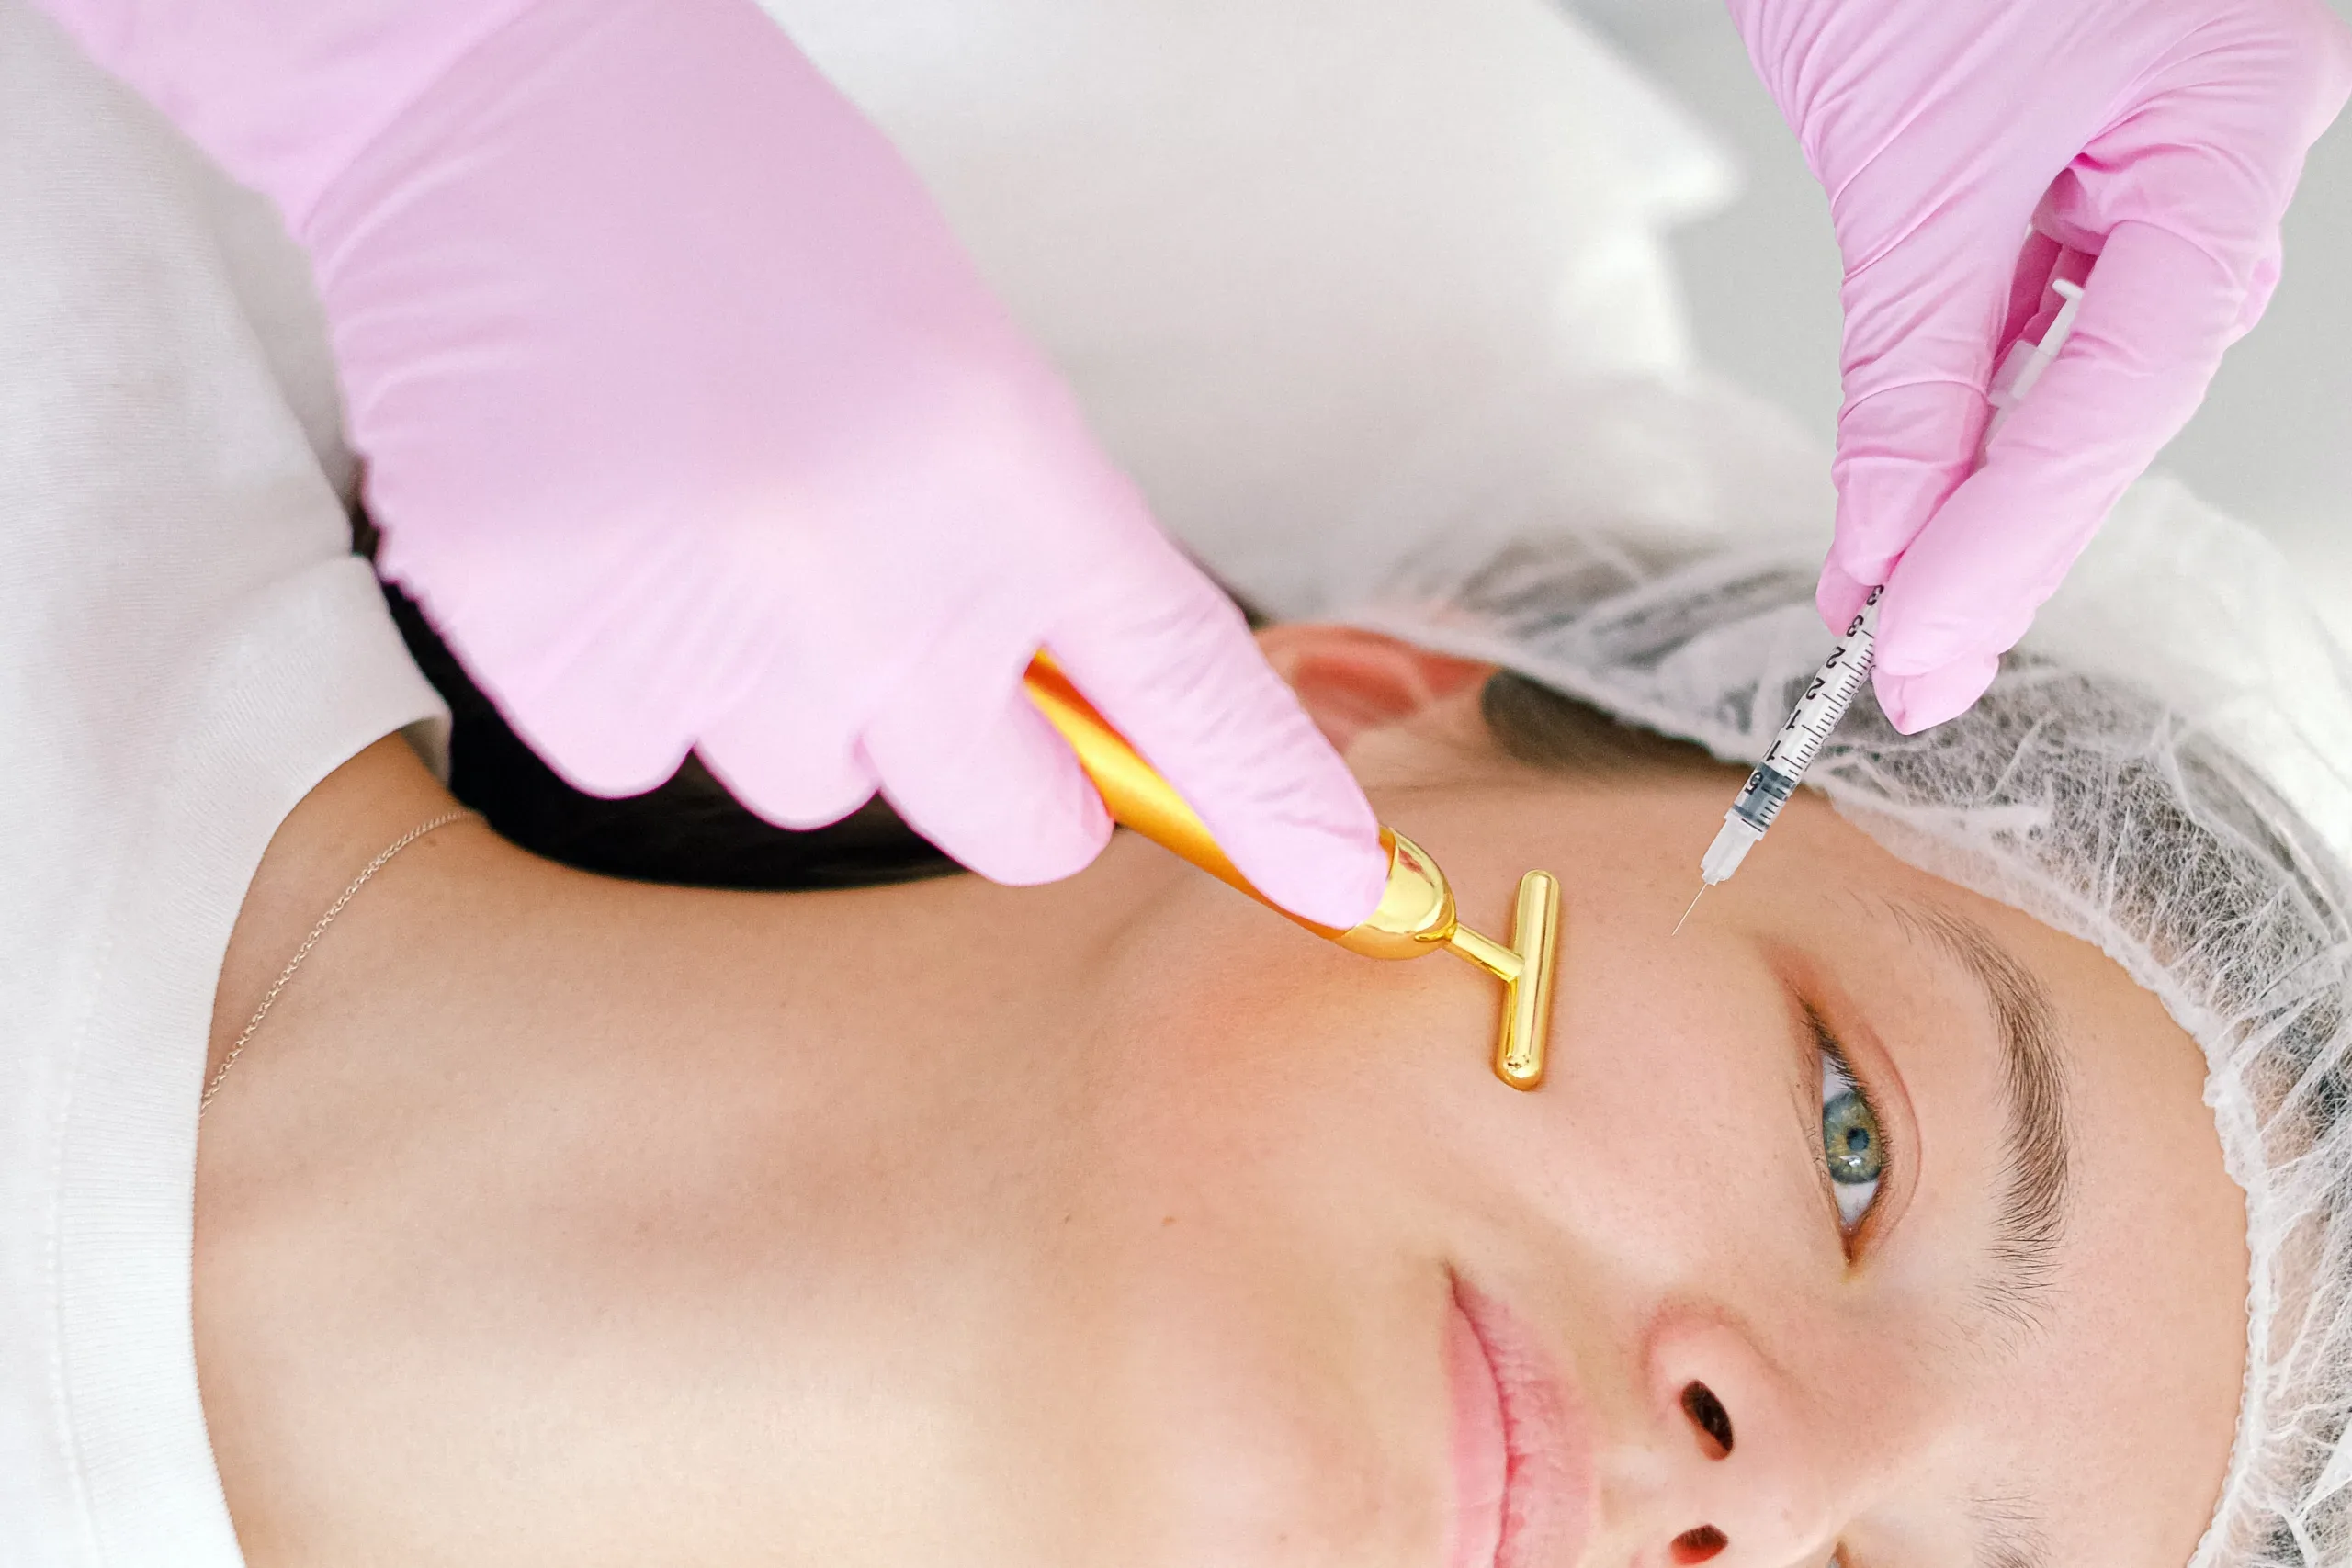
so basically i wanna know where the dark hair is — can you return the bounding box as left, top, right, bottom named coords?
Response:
left=382, top=553, right=1716, bottom=891
left=384, top=580, right=962, bottom=890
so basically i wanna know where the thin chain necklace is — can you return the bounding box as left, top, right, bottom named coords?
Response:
left=199, top=810, right=477, bottom=1115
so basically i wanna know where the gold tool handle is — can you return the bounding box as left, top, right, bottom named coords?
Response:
left=1022, top=653, right=1451, bottom=954
left=1022, top=653, right=1560, bottom=1089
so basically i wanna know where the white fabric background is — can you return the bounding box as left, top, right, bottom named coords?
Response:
left=764, top=0, right=1738, bottom=613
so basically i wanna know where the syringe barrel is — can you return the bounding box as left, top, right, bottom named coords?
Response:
left=1728, top=762, right=1804, bottom=834
left=1725, top=589, right=1880, bottom=841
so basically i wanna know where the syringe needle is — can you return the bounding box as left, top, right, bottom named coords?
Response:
left=1671, top=885, right=1706, bottom=937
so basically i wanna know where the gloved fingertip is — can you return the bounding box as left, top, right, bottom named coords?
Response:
left=736, top=769, right=881, bottom=831
left=1875, top=654, right=1998, bottom=735
left=918, top=778, right=1113, bottom=888
left=1236, top=823, right=1392, bottom=931
left=1013, top=783, right=1116, bottom=887
left=498, top=688, right=695, bottom=800
left=868, top=694, right=1115, bottom=888
left=698, top=727, right=881, bottom=830
left=1815, top=561, right=1875, bottom=635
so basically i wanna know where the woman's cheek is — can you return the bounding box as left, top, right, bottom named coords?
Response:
left=1532, top=1010, right=1819, bottom=1287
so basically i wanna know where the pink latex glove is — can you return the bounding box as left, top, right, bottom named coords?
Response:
left=1728, top=0, right=2352, bottom=733
left=37, top=0, right=1387, bottom=923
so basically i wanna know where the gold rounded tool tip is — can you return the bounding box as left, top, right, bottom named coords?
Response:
left=1487, top=869, right=1560, bottom=1093
left=1333, top=829, right=1459, bottom=959
left=1493, top=1059, right=1547, bottom=1092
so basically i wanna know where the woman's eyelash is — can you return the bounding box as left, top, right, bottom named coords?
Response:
left=1809, top=1008, right=1889, bottom=1236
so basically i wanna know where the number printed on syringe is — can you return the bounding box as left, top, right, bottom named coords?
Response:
left=1763, top=598, right=1878, bottom=782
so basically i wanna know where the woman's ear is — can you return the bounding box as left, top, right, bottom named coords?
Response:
left=1256, top=625, right=1493, bottom=753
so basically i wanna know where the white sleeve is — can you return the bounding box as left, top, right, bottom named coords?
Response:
left=0, top=6, right=444, bottom=1563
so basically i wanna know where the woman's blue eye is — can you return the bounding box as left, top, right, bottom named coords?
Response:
left=1820, top=1047, right=1885, bottom=1233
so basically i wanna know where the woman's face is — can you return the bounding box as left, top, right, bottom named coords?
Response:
left=1056, top=631, right=2248, bottom=1568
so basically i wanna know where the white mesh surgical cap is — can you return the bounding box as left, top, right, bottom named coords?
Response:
left=1328, top=390, right=2352, bottom=1568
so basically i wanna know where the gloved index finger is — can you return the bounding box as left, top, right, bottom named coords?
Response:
left=1871, top=220, right=2245, bottom=699
left=1817, top=204, right=2034, bottom=628
left=1041, top=542, right=1388, bottom=931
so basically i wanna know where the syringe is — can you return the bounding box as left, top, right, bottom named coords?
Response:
left=1672, top=276, right=2086, bottom=935
left=1672, top=587, right=1880, bottom=934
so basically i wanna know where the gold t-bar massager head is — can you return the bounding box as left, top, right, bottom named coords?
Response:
left=1023, top=655, right=1560, bottom=1090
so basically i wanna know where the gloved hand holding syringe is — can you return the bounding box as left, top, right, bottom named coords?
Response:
left=1675, top=279, right=2088, bottom=933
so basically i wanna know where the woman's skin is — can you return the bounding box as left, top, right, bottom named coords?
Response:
left=196, top=626, right=2248, bottom=1568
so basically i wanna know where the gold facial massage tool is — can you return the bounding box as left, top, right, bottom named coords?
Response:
left=1023, top=655, right=1561, bottom=1090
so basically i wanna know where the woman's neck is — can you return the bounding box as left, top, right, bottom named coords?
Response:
left=208, top=730, right=1168, bottom=1097
left=195, top=731, right=1178, bottom=1566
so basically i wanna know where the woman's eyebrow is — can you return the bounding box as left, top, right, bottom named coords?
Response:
left=1885, top=899, right=2071, bottom=1336
left=1968, top=1483, right=2052, bottom=1568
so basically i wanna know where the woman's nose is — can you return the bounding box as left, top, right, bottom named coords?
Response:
left=1637, top=1314, right=1851, bottom=1568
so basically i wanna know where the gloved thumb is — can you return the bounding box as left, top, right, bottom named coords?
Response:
left=1044, top=543, right=1387, bottom=931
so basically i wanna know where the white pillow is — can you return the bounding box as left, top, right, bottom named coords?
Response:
left=764, top=0, right=1736, bottom=607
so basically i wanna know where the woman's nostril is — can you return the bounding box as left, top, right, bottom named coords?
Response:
left=1672, top=1526, right=1729, bottom=1564
left=1680, top=1381, right=1734, bottom=1456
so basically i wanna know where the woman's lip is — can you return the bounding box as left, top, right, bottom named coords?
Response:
left=1445, top=1276, right=1600, bottom=1568
left=1445, top=1289, right=1508, bottom=1568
